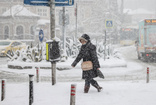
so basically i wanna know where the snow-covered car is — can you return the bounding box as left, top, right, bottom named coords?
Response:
left=0, top=40, right=27, bottom=57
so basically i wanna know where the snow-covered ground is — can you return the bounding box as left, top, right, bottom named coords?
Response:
left=1, top=57, right=156, bottom=105
left=1, top=81, right=156, bottom=105
left=1, top=45, right=156, bottom=105
left=1, top=57, right=145, bottom=82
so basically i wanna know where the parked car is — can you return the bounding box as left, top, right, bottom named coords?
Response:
left=0, top=40, right=27, bottom=57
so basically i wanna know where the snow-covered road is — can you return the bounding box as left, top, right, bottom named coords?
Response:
left=118, top=45, right=156, bottom=80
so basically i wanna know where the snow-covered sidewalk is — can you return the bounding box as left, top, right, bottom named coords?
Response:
left=0, top=57, right=147, bottom=82
left=7, top=57, right=127, bottom=70
left=1, top=81, right=156, bottom=105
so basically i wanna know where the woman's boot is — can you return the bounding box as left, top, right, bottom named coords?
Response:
left=92, top=82, right=102, bottom=92
left=84, top=86, right=90, bottom=93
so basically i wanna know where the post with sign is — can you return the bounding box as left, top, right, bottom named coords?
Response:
left=59, top=7, right=69, bottom=57
left=50, top=0, right=56, bottom=85
left=24, top=0, right=74, bottom=86
left=105, top=19, right=113, bottom=57
left=75, top=3, right=78, bottom=44
left=46, top=40, right=60, bottom=85
left=62, top=6, right=66, bottom=56
left=104, top=30, right=107, bottom=61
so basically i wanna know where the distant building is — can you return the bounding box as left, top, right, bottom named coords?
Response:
left=0, top=5, right=40, bottom=41
left=0, top=0, right=50, bottom=42
left=123, top=8, right=156, bottom=28
left=0, top=0, right=121, bottom=44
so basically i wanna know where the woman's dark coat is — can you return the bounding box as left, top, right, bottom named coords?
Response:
left=72, top=41, right=100, bottom=79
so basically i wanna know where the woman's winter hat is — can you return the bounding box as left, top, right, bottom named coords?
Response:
left=79, top=34, right=90, bottom=42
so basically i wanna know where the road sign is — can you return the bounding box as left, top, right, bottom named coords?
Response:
left=24, top=0, right=74, bottom=6
left=39, top=29, right=44, bottom=42
left=105, top=20, right=113, bottom=28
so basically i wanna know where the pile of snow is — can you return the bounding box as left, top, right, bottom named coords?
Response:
left=7, top=43, right=127, bottom=69
left=7, top=57, right=127, bottom=70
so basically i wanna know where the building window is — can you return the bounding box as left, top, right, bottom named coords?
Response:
left=4, top=26, right=9, bottom=39
left=2, top=8, right=7, bottom=13
left=37, top=8, right=48, bottom=17
left=30, top=26, right=34, bottom=35
left=30, top=26, right=35, bottom=39
left=16, top=25, right=24, bottom=39
left=43, top=13, right=47, bottom=16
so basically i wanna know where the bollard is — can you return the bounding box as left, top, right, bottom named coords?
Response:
left=29, top=75, right=34, bottom=105
left=70, top=84, right=76, bottom=105
left=1, top=79, right=6, bottom=101
left=146, top=67, right=149, bottom=83
left=36, top=67, right=39, bottom=83
left=51, top=62, right=56, bottom=85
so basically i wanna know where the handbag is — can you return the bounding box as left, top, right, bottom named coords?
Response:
left=81, top=61, right=93, bottom=71
left=97, top=70, right=104, bottom=79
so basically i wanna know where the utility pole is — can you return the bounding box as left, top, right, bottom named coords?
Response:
left=50, top=0, right=56, bottom=85
left=62, top=6, right=66, bottom=54
left=24, top=0, right=75, bottom=87
left=121, top=0, right=123, bottom=14
left=50, top=0, right=55, bottom=39
left=10, top=0, right=14, bottom=40
left=104, top=30, right=107, bottom=61
left=120, top=0, right=124, bottom=22
left=75, top=3, right=78, bottom=43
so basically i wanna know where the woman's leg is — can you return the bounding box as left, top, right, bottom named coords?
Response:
left=85, top=79, right=91, bottom=87
left=90, top=79, right=102, bottom=92
left=84, top=79, right=91, bottom=93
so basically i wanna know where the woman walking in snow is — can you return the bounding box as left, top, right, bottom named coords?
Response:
left=71, top=34, right=102, bottom=93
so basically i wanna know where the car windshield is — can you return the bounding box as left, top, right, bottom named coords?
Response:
left=0, top=41, right=11, bottom=46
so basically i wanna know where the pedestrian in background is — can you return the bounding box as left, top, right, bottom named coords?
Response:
left=71, top=34, right=102, bottom=93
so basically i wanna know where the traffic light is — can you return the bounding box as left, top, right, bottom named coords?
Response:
left=46, top=40, right=60, bottom=62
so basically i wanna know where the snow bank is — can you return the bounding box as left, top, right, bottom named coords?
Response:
left=7, top=57, right=127, bottom=70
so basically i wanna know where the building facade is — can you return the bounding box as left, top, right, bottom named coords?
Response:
left=0, top=0, right=121, bottom=44
left=0, top=5, right=40, bottom=41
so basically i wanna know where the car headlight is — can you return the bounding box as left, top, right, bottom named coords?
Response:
left=1, top=49, right=6, bottom=53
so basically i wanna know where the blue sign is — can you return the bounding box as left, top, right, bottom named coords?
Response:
left=105, top=20, right=113, bottom=28
left=39, top=29, right=44, bottom=42
left=24, top=0, right=74, bottom=6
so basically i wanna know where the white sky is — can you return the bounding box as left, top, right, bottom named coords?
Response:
left=123, top=0, right=156, bottom=11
